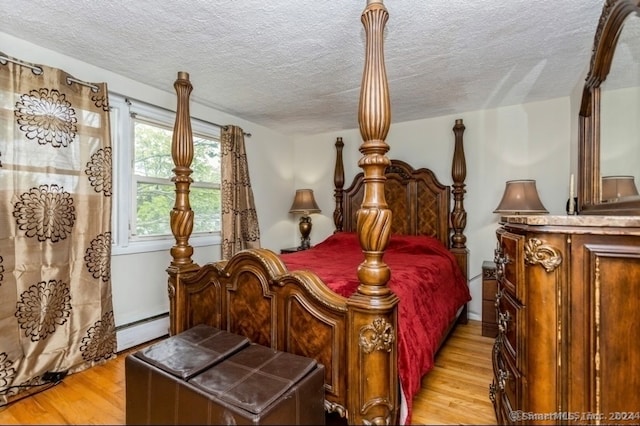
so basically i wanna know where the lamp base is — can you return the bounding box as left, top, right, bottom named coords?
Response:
left=298, top=216, right=312, bottom=250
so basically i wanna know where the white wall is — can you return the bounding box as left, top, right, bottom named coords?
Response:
left=294, top=97, right=572, bottom=321
left=0, top=32, right=297, bottom=336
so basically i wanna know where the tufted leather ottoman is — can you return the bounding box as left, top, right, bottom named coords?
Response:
left=125, top=324, right=325, bottom=425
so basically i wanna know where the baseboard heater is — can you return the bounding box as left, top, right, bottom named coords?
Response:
left=116, top=313, right=169, bottom=352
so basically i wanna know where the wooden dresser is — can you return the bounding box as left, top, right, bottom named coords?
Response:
left=490, top=215, right=640, bottom=425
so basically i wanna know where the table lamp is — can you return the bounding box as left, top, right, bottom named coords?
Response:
left=494, top=179, right=548, bottom=215
left=601, top=175, right=639, bottom=202
left=289, top=189, right=321, bottom=250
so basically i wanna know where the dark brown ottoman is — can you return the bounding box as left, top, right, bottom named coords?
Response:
left=125, top=324, right=325, bottom=425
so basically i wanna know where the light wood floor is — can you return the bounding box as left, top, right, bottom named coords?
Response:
left=412, top=320, right=497, bottom=425
left=0, top=320, right=496, bottom=425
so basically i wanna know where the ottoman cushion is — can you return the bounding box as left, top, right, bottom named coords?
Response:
left=134, top=324, right=249, bottom=380
left=189, top=343, right=318, bottom=414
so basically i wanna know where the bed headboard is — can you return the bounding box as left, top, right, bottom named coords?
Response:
left=332, top=119, right=468, bottom=253
left=339, top=158, right=450, bottom=246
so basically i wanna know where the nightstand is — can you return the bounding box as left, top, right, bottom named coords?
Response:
left=280, top=247, right=304, bottom=254
left=481, top=260, right=498, bottom=337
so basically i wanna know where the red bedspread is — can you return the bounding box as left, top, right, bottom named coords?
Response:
left=279, top=232, right=471, bottom=424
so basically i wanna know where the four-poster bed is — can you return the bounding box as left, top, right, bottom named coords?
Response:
left=166, top=1, right=470, bottom=424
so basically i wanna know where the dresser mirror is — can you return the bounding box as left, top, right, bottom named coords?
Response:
left=578, top=0, right=640, bottom=215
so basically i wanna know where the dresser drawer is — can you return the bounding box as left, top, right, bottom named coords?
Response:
left=496, top=288, right=524, bottom=371
left=496, top=230, right=525, bottom=303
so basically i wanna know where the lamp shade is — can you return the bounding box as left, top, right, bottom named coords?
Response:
left=601, top=175, right=639, bottom=201
left=289, top=189, right=321, bottom=215
left=494, top=180, right=548, bottom=214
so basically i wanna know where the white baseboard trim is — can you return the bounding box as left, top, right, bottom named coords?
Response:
left=468, top=312, right=481, bottom=322
left=116, top=314, right=169, bottom=352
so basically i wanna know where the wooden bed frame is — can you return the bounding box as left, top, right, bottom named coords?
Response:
left=166, top=1, right=468, bottom=424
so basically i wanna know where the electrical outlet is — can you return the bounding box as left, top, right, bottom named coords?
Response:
left=42, top=370, right=68, bottom=383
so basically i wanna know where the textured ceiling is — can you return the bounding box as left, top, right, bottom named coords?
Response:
left=1, top=0, right=606, bottom=136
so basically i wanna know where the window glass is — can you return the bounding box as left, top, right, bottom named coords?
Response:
left=109, top=94, right=221, bottom=254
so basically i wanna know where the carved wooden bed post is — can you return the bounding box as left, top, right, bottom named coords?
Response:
left=450, top=120, right=468, bottom=284
left=347, top=0, right=399, bottom=424
left=167, top=71, right=200, bottom=336
left=450, top=118, right=469, bottom=323
left=333, top=137, right=345, bottom=232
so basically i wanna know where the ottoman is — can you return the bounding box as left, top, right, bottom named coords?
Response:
left=125, top=324, right=325, bottom=425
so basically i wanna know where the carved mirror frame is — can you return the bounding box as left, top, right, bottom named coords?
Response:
left=579, top=0, right=640, bottom=215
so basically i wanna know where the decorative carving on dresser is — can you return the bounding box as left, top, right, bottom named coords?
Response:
left=497, top=311, right=511, bottom=335
left=493, top=246, right=508, bottom=281
left=523, top=238, right=562, bottom=272
left=496, top=369, right=509, bottom=393
left=488, top=381, right=497, bottom=404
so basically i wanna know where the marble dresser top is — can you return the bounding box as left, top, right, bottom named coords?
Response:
left=500, top=215, right=640, bottom=228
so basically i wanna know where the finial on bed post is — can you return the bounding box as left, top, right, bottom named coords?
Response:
left=347, top=1, right=399, bottom=425
left=333, top=137, right=345, bottom=232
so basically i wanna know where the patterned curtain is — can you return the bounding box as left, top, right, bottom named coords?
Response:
left=0, top=55, right=115, bottom=405
left=220, top=125, right=260, bottom=259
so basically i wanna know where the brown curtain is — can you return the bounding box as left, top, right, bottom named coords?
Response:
left=0, top=55, right=115, bottom=405
left=220, top=125, right=260, bottom=259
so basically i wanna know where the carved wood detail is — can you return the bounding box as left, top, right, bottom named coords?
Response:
left=359, top=317, right=395, bottom=353
left=334, top=137, right=345, bottom=232
left=524, top=238, right=562, bottom=272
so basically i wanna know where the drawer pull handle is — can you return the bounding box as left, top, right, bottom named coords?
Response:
left=494, top=250, right=511, bottom=266
left=489, top=382, right=497, bottom=403
left=494, top=250, right=510, bottom=281
left=498, top=368, right=509, bottom=391
left=498, top=311, right=511, bottom=334
left=493, top=339, right=503, bottom=353
left=496, top=263, right=504, bottom=280
left=494, top=289, right=503, bottom=308
left=493, top=244, right=503, bottom=259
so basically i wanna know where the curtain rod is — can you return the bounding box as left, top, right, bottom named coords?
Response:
left=205, top=119, right=252, bottom=138
left=121, top=95, right=252, bottom=138
left=1, top=52, right=252, bottom=137
left=118, top=94, right=252, bottom=138
left=0, top=52, right=100, bottom=92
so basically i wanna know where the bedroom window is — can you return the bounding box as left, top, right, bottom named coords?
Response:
left=109, top=94, right=221, bottom=255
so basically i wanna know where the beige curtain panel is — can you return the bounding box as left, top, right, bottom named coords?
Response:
left=0, top=54, right=115, bottom=405
left=220, top=125, right=260, bottom=259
